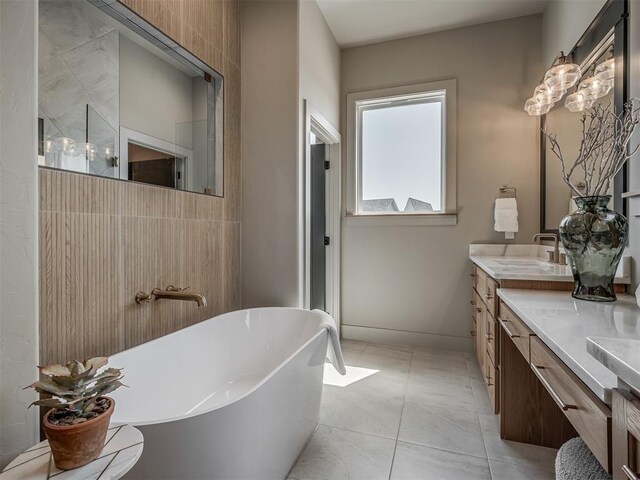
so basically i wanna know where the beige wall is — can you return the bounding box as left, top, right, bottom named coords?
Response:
left=340, top=15, right=543, bottom=347
left=241, top=0, right=340, bottom=308
left=299, top=0, right=341, bottom=129
left=120, top=35, right=195, bottom=145
left=0, top=0, right=39, bottom=467
left=241, top=0, right=300, bottom=307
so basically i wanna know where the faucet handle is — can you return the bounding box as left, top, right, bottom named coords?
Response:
left=166, top=285, right=190, bottom=292
left=135, top=291, right=154, bottom=304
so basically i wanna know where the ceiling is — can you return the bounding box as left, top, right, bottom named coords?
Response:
left=316, top=0, right=549, bottom=48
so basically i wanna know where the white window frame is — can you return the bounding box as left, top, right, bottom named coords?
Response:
left=346, top=79, right=457, bottom=226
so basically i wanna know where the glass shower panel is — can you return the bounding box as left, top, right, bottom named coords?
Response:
left=42, top=105, right=118, bottom=178
left=42, top=112, right=88, bottom=173
left=176, top=119, right=210, bottom=194
left=86, top=105, right=118, bottom=178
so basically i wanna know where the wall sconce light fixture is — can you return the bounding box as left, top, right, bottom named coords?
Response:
left=524, top=50, right=615, bottom=116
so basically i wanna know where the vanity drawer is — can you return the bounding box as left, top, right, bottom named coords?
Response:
left=530, top=337, right=611, bottom=472
left=475, top=268, right=488, bottom=302
left=486, top=278, right=498, bottom=317
left=471, top=291, right=481, bottom=322
left=486, top=314, right=497, bottom=365
left=475, top=301, right=485, bottom=364
left=471, top=265, right=479, bottom=291
left=498, top=302, right=534, bottom=361
left=485, top=353, right=499, bottom=413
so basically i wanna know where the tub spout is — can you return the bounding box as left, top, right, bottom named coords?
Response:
left=135, top=285, right=207, bottom=307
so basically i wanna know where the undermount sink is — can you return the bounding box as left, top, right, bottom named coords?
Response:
left=498, top=266, right=555, bottom=274
left=492, top=259, right=550, bottom=267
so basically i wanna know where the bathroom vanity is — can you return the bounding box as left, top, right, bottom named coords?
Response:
left=470, top=245, right=634, bottom=474
left=470, top=287, right=640, bottom=476
left=469, top=244, right=630, bottom=414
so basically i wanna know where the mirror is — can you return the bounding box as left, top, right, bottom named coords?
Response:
left=540, top=0, right=628, bottom=232
left=37, top=0, right=223, bottom=196
left=542, top=42, right=615, bottom=230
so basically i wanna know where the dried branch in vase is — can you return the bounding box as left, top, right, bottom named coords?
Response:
left=543, top=98, right=640, bottom=198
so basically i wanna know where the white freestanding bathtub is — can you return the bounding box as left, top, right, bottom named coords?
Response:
left=109, top=308, right=334, bottom=480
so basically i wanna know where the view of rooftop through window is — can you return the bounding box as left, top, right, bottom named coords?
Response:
left=361, top=99, right=443, bottom=213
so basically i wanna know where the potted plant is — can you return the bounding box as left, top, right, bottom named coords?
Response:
left=26, top=357, right=124, bottom=470
left=543, top=99, right=639, bottom=301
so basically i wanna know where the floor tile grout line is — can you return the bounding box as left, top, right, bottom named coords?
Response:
left=316, top=422, right=400, bottom=442
left=466, top=355, right=498, bottom=478
left=394, top=438, right=492, bottom=462
left=387, top=349, right=414, bottom=480
left=464, top=356, right=491, bottom=464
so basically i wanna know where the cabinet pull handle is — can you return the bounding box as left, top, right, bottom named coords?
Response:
left=470, top=300, right=476, bottom=305
left=470, top=330, right=476, bottom=337
left=622, top=465, right=639, bottom=480
left=485, top=373, right=493, bottom=386
left=470, top=273, right=476, bottom=277
left=498, top=318, right=520, bottom=338
left=530, top=364, right=578, bottom=411
left=476, top=307, right=482, bottom=313
left=486, top=292, right=493, bottom=299
left=485, top=332, right=493, bottom=341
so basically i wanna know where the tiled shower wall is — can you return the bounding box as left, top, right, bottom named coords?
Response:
left=39, top=0, right=241, bottom=366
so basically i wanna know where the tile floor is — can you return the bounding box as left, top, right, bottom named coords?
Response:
left=288, top=340, right=557, bottom=480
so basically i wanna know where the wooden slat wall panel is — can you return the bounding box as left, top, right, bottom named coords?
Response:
left=118, top=0, right=226, bottom=73
left=39, top=0, right=241, bottom=366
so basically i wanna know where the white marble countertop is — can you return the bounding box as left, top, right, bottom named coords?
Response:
left=497, top=289, right=640, bottom=404
left=0, top=424, right=143, bottom=480
left=470, top=244, right=631, bottom=283
left=588, top=337, right=640, bottom=392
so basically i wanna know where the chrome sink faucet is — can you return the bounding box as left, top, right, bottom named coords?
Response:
left=532, top=233, right=561, bottom=264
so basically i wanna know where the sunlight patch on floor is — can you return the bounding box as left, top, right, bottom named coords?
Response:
left=323, top=364, right=379, bottom=387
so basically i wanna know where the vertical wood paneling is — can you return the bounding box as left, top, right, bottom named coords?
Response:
left=223, top=221, right=241, bottom=313
left=224, top=60, right=241, bottom=221
left=39, top=0, right=241, bottom=366
left=118, top=0, right=226, bottom=74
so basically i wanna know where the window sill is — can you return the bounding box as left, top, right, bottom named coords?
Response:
left=344, top=213, right=457, bottom=227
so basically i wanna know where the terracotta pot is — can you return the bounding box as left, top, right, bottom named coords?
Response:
left=43, top=396, right=115, bottom=470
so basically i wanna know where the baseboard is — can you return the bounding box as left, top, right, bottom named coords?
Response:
left=341, top=324, right=473, bottom=352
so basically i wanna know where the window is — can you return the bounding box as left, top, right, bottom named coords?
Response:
left=347, top=80, right=457, bottom=224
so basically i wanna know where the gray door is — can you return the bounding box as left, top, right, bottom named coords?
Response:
left=310, top=143, right=326, bottom=311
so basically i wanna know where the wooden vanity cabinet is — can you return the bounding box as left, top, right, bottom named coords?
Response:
left=471, top=265, right=499, bottom=413
left=613, top=389, right=640, bottom=480
left=498, top=298, right=611, bottom=472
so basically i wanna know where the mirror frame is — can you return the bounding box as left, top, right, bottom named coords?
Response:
left=40, top=0, right=225, bottom=197
left=539, top=0, right=629, bottom=234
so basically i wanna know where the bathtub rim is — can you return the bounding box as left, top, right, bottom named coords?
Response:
left=110, top=307, right=328, bottom=427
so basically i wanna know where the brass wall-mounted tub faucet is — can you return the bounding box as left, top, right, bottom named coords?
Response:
left=135, top=285, right=207, bottom=307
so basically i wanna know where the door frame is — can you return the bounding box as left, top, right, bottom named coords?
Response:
left=119, top=126, right=194, bottom=191
left=301, top=100, right=341, bottom=331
